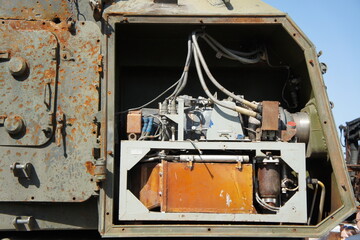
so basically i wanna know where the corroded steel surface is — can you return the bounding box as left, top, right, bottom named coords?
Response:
left=162, top=162, right=255, bottom=213
left=0, top=20, right=101, bottom=202
left=139, top=163, right=161, bottom=210
left=0, top=0, right=73, bottom=21
left=261, top=101, right=280, bottom=131
left=257, top=164, right=280, bottom=198
left=0, top=28, right=57, bottom=146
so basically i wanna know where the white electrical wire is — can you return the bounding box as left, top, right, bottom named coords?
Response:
left=119, top=30, right=262, bottom=119
left=202, top=33, right=261, bottom=63
left=192, top=31, right=261, bottom=116
left=255, top=192, right=280, bottom=212
left=118, top=79, right=182, bottom=114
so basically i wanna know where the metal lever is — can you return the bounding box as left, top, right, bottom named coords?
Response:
left=10, top=162, right=32, bottom=178
left=43, top=79, right=52, bottom=110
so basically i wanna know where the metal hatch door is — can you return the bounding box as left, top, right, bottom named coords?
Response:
left=0, top=20, right=102, bottom=202
left=0, top=28, right=57, bottom=146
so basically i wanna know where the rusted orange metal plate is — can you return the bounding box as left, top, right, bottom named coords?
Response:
left=127, top=110, right=142, bottom=135
left=139, top=163, right=161, bottom=210
left=262, top=101, right=279, bottom=131
left=162, top=162, right=255, bottom=213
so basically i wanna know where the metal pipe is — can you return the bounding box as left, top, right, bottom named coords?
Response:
left=192, top=42, right=260, bottom=119
left=317, top=180, right=326, bottom=223
left=292, top=112, right=310, bottom=143
left=202, top=33, right=260, bottom=64
left=178, top=155, right=249, bottom=162
left=307, top=183, right=319, bottom=225
left=192, top=32, right=261, bottom=115
left=173, top=37, right=193, bottom=99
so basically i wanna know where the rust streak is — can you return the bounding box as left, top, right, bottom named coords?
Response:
left=85, top=161, right=95, bottom=176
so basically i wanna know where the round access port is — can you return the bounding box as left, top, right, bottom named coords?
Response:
left=4, top=115, right=24, bottom=135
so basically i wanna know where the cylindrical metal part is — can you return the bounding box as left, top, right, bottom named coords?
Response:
left=292, top=112, right=310, bottom=143
left=258, top=163, right=280, bottom=199
left=94, top=159, right=106, bottom=182
left=15, top=218, right=30, bottom=224
left=12, top=216, right=32, bottom=225
left=9, top=57, right=28, bottom=76
left=169, top=100, right=177, bottom=115
left=178, top=155, right=249, bottom=162
left=4, top=115, right=24, bottom=135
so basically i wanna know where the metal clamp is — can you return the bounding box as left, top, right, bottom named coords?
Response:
left=262, top=156, right=280, bottom=165
left=10, top=162, right=32, bottom=178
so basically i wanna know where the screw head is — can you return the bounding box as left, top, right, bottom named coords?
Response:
left=9, top=57, right=28, bottom=76
left=4, top=115, right=24, bottom=135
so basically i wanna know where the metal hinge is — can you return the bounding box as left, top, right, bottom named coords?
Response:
left=94, top=158, right=106, bottom=182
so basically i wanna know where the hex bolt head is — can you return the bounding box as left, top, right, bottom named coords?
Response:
left=4, top=115, right=24, bottom=135
left=8, top=57, right=28, bottom=76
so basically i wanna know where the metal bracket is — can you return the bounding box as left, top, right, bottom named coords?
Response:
left=236, top=160, right=242, bottom=170
left=12, top=216, right=35, bottom=230
left=0, top=50, right=10, bottom=59
left=187, top=159, right=194, bottom=170
left=10, top=162, right=32, bottom=178
left=262, top=156, right=280, bottom=165
left=61, top=48, right=75, bottom=61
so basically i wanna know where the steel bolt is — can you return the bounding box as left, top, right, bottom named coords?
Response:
left=4, top=115, right=24, bottom=135
left=8, top=57, right=28, bottom=76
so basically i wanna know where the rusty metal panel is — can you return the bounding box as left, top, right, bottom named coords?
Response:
left=162, top=162, right=255, bottom=213
left=0, top=20, right=101, bottom=202
left=0, top=29, right=57, bottom=146
left=261, top=101, right=279, bottom=131
left=0, top=197, right=98, bottom=230
left=139, top=163, right=160, bottom=210
left=0, top=0, right=72, bottom=21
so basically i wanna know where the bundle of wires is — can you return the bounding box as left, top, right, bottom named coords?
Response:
left=119, top=30, right=263, bottom=121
